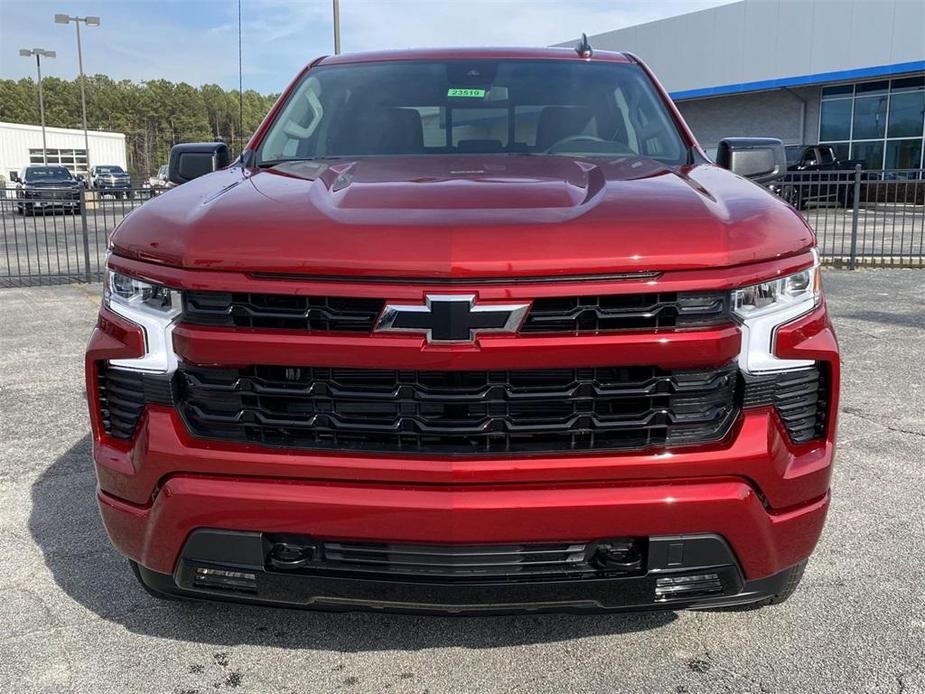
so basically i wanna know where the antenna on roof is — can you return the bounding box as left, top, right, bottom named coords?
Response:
left=576, top=33, right=593, bottom=59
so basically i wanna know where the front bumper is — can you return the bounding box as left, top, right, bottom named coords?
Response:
left=20, top=188, right=80, bottom=204
left=86, top=257, right=840, bottom=612
left=130, top=529, right=804, bottom=614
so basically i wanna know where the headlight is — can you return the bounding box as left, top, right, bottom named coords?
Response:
left=105, top=269, right=182, bottom=373
left=107, top=270, right=181, bottom=316
left=733, top=251, right=821, bottom=373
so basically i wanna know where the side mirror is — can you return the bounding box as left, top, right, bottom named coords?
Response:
left=167, top=142, right=231, bottom=185
left=716, top=137, right=786, bottom=184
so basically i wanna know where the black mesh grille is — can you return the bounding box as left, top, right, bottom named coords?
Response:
left=287, top=539, right=645, bottom=581
left=743, top=365, right=828, bottom=443
left=176, top=362, right=740, bottom=455
left=181, top=291, right=729, bottom=335
left=521, top=292, right=728, bottom=334
left=97, top=366, right=146, bottom=439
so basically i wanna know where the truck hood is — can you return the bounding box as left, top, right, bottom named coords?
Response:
left=110, top=155, right=813, bottom=278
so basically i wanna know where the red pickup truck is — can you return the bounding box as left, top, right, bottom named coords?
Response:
left=85, top=47, right=839, bottom=613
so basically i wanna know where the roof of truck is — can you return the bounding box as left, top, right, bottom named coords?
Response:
left=317, top=47, right=633, bottom=67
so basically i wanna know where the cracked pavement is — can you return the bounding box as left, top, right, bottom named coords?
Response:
left=0, top=268, right=923, bottom=694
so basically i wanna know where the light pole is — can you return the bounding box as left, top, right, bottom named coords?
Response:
left=19, top=48, right=56, bottom=165
left=55, top=13, right=99, bottom=175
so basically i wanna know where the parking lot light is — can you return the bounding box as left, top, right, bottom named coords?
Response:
left=54, top=13, right=100, bottom=176
left=19, top=48, right=56, bottom=165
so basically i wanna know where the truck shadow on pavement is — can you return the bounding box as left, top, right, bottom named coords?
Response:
left=29, top=435, right=677, bottom=649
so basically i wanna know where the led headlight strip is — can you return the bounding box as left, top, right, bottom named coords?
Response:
left=732, top=250, right=821, bottom=374
left=104, top=268, right=182, bottom=373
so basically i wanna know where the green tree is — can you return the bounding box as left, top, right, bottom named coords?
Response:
left=0, top=75, right=279, bottom=180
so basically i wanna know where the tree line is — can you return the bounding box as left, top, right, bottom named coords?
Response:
left=0, top=75, right=279, bottom=180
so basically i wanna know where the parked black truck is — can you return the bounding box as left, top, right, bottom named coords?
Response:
left=774, top=145, right=866, bottom=210
left=11, top=165, right=82, bottom=215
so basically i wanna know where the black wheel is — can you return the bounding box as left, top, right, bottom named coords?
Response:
left=115, top=191, right=124, bottom=200
left=126, top=191, right=135, bottom=200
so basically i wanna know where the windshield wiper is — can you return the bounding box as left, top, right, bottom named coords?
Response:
left=258, top=156, right=347, bottom=168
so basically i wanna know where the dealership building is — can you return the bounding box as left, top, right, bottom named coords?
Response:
left=565, top=0, right=925, bottom=169
left=0, top=121, right=127, bottom=183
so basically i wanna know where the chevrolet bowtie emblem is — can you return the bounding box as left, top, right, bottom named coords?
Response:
left=375, top=294, right=530, bottom=344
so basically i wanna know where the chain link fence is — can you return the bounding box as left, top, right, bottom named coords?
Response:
left=1, top=168, right=923, bottom=287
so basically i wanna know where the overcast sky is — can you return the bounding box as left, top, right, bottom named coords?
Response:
left=1, top=0, right=734, bottom=93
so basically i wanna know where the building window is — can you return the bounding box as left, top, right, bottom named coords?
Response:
left=820, top=99, right=852, bottom=141
left=819, top=76, right=925, bottom=170
left=28, top=148, right=88, bottom=175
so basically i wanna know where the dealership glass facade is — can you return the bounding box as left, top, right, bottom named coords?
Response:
left=819, top=75, right=925, bottom=170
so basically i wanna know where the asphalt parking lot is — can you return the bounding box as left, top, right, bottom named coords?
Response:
left=0, top=269, right=923, bottom=694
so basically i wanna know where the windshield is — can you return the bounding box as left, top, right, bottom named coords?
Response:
left=258, top=60, right=687, bottom=164
left=25, top=167, right=73, bottom=182
left=96, top=166, right=125, bottom=174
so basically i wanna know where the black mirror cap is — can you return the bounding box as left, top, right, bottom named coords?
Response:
left=716, top=137, right=786, bottom=184
left=167, top=142, right=231, bottom=185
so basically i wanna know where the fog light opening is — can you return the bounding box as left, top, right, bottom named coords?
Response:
left=654, top=572, right=723, bottom=601
left=193, top=567, right=258, bottom=594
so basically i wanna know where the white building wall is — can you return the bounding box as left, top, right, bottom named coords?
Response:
left=0, top=122, right=127, bottom=182
left=559, top=0, right=925, bottom=95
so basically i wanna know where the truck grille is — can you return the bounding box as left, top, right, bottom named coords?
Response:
left=97, top=365, right=175, bottom=440
left=743, top=365, right=829, bottom=443
left=97, top=366, right=146, bottom=439
left=175, top=362, right=739, bottom=455
left=182, top=292, right=383, bottom=331
left=521, top=292, right=727, bottom=333
left=282, top=539, right=644, bottom=581
left=181, top=290, right=729, bottom=335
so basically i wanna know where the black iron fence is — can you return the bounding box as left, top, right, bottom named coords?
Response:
left=1, top=168, right=924, bottom=287
left=773, top=167, right=925, bottom=268
left=0, top=186, right=163, bottom=287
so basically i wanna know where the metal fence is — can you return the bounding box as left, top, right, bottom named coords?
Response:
left=1, top=168, right=924, bottom=287
left=776, top=167, right=925, bottom=269
left=0, top=186, right=162, bottom=287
